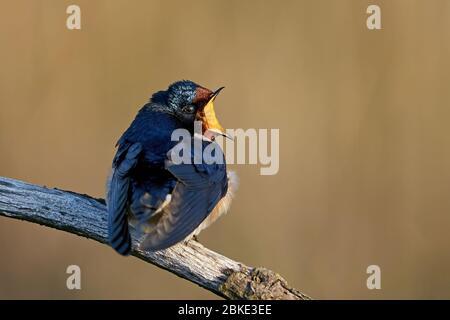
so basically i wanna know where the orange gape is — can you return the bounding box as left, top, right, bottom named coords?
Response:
left=196, top=99, right=225, bottom=137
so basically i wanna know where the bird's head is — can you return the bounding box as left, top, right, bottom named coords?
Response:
left=152, top=80, right=228, bottom=140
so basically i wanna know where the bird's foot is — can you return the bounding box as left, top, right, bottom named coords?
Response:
left=183, top=234, right=200, bottom=246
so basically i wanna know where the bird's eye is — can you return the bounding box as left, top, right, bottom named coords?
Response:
left=181, top=105, right=195, bottom=114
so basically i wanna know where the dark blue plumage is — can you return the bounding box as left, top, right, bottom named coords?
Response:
left=140, top=137, right=228, bottom=251
left=107, top=80, right=229, bottom=255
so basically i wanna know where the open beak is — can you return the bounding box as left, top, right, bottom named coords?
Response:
left=196, top=87, right=231, bottom=140
left=210, top=86, right=225, bottom=102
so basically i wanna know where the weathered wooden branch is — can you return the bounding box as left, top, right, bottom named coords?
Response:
left=0, top=176, right=310, bottom=300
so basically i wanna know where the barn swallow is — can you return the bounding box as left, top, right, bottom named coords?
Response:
left=107, top=80, right=238, bottom=255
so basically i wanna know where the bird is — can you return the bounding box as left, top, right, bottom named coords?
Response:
left=106, top=80, right=238, bottom=255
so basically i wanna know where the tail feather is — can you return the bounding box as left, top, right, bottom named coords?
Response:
left=107, top=143, right=142, bottom=255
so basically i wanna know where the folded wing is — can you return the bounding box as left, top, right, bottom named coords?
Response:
left=140, top=137, right=228, bottom=251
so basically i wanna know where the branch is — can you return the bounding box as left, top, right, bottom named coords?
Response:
left=0, top=176, right=311, bottom=300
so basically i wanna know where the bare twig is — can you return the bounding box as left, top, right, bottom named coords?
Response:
left=0, top=176, right=310, bottom=300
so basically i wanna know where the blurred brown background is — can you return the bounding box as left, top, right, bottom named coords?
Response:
left=0, top=0, right=449, bottom=299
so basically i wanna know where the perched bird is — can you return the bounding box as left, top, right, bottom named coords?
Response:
left=106, top=80, right=237, bottom=255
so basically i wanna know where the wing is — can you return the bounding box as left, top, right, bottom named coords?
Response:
left=107, top=142, right=142, bottom=255
left=140, top=137, right=228, bottom=251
